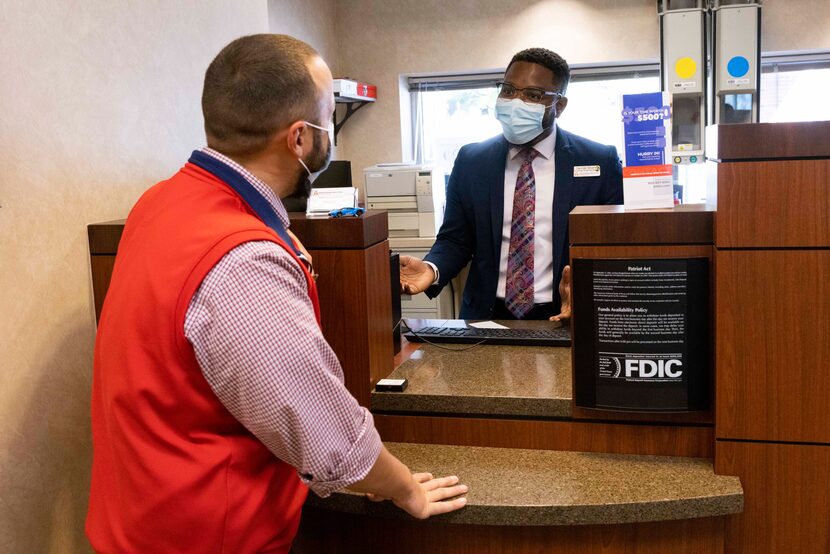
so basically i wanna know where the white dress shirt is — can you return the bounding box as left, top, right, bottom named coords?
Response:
left=496, top=128, right=556, bottom=303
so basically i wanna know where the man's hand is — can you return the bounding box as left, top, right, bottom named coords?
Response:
left=550, top=265, right=572, bottom=322
left=400, top=255, right=435, bottom=295
left=351, top=447, right=466, bottom=520
left=368, top=473, right=468, bottom=519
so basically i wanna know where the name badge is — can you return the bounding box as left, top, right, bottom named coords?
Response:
left=574, top=165, right=601, bottom=177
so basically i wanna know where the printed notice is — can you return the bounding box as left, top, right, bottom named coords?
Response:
left=572, top=258, right=709, bottom=412
left=620, top=91, right=674, bottom=210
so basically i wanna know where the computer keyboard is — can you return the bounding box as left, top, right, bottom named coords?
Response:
left=403, top=325, right=571, bottom=347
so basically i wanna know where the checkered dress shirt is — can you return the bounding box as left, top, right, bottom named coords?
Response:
left=184, top=148, right=382, bottom=497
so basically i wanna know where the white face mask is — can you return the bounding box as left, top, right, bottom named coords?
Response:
left=495, top=98, right=555, bottom=145
left=298, top=121, right=334, bottom=183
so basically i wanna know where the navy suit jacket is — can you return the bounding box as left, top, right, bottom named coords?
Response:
left=424, top=126, right=623, bottom=319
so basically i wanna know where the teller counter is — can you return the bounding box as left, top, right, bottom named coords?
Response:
left=297, top=122, right=830, bottom=553
left=294, top=323, right=743, bottom=554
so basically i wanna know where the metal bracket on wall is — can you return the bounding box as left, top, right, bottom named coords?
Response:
left=333, top=100, right=371, bottom=145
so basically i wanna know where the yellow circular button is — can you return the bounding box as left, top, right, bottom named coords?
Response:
left=675, top=57, right=697, bottom=80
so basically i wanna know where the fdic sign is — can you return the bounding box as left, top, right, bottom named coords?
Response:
left=599, top=354, right=683, bottom=381
left=573, top=258, right=710, bottom=412
left=628, top=359, right=682, bottom=377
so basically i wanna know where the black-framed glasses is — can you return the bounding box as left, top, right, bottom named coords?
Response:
left=497, top=82, right=563, bottom=104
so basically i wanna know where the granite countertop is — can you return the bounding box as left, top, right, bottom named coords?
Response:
left=305, top=442, right=744, bottom=526
left=372, top=342, right=572, bottom=418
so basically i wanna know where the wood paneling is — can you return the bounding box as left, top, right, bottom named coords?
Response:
left=569, top=406, right=713, bottom=425
left=716, top=250, right=830, bottom=443
left=311, top=240, right=393, bottom=407
left=373, top=414, right=714, bottom=458
left=87, top=220, right=125, bottom=254
left=570, top=205, right=714, bottom=245
left=714, top=159, right=830, bottom=248
left=711, top=123, right=830, bottom=552
left=288, top=210, right=388, bottom=249
left=90, top=255, right=116, bottom=322
left=715, top=440, right=830, bottom=554
left=294, top=509, right=725, bottom=554
left=571, top=245, right=713, bottom=259
left=363, top=242, right=395, bottom=388
left=706, top=121, right=830, bottom=161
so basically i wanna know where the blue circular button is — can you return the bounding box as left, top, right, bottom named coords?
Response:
left=690, top=156, right=698, bottom=163
left=727, top=56, right=750, bottom=78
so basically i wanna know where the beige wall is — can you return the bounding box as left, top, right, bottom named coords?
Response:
left=1, top=1, right=828, bottom=551
left=0, top=1, right=335, bottom=552
left=335, top=0, right=830, bottom=189
left=764, top=0, right=830, bottom=52
left=268, top=0, right=340, bottom=159
left=335, top=0, right=659, bottom=189
left=269, top=0, right=339, bottom=73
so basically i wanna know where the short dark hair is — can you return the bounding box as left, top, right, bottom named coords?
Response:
left=507, top=48, right=571, bottom=94
left=202, top=34, right=320, bottom=157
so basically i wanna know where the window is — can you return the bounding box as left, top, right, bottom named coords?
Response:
left=760, top=52, right=830, bottom=123
left=410, top=64, right=660, bottom=179
left=561, top=72, right=660, bottom=154
left=413, top=84, right=501, bottom=181
left=409, top=51, right=830, bottom=179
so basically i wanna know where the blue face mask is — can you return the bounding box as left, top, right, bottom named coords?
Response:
left=495, top=98, right=554, bottom=145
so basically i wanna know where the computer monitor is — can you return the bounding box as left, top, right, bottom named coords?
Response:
left=283, top=160, right=352, bottom=212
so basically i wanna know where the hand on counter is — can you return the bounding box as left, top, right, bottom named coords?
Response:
left=400, top=255, right=435, bottom=295
left=368, top=472, right=468, bottom=519
left=349, top=447, right=467, bottom=519
left=550, top=265, right=572, bottom=322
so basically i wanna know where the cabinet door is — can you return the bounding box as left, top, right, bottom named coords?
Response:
left=716, top=250, right=830, bottom=443
left=716, top=440, right=830, bottom=553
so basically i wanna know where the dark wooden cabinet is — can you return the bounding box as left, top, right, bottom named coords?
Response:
left=709, top=121, right=830, bottom=553
left=569, top=205, right=715, bottom=425
left=715, top=441, right=830, bottom=553
left=716, top=250, right=830, bottom=443
left=289, top=211, right=393, bottom=407
left=711, top=122, right=830, bottom=444
left=295, top=511, right=725, bottom=554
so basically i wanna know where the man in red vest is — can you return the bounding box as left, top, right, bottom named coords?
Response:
left=86, top=34, right=467, bottom=553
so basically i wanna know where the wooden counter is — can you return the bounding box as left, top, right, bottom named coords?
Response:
left=370, top=326, right=714, bottom=459
left=306, top=442, right=742, bottom=526
left=300, top=332, right=741, bottom=552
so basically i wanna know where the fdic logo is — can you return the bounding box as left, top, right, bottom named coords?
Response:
left=625, top=358, right=683, bottom=378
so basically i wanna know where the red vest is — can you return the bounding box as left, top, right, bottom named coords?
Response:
left=86, top=162, right=319, bottom=553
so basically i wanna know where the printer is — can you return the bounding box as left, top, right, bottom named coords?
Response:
left=364, top=164, right=444, bottom=237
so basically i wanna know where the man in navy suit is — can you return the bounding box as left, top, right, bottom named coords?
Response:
left=400, top=48, right=623, bottom=320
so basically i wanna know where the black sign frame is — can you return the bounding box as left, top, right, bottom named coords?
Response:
left=573, top=257, right=709, bottom=412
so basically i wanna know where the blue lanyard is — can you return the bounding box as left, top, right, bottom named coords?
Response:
left=188, top=150, right=304, bottom=261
